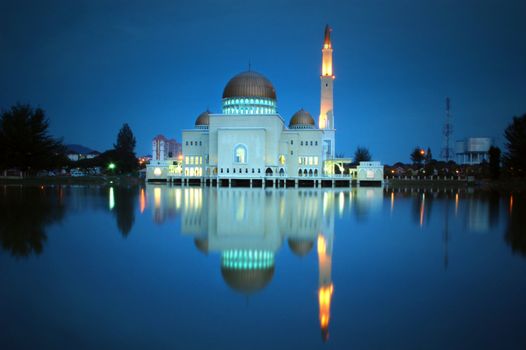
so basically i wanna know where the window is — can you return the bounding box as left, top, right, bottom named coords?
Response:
left=279, top=155, right=286, bottom=165
left=298, top=157, right=302, bottom=165
left=310, top=141, right=313, bottom=146
left=199, top=141, right=202, bottom=146
left=185, top=141, right=188, bottom=146
left=315, top=141, right=318, bottom=146
left=252, top=168, right=255, bottom=173
left=309, top=157, right=313, bottom=165
left=190, top=141, right=193, bottom=146
left=300, top=141, right=303, bottom=146
left=227, top=168, right=229, bottom=173
left=245, top=168, right=248, bottom=173
left=221, top=168, right=223, bottom=173
left=234, top=144, right=247, bottom=163
left=233, top=169, right=236, bottom=173
left=291, top=140, right=293, bottom=145
left=258, top=169, right=261, bottom=173
left=314, top=157, right=319, bottom=166
left=291, top=150, right=293, bottom=155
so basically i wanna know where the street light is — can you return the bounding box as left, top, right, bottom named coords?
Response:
left=108, top=163, right=116, bottom=171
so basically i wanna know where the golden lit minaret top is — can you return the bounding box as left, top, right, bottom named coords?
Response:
left=319, top=25, right=335, bottom=130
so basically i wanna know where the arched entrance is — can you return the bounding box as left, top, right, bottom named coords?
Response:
left=279, top=168, right=285, bottom=176
left=265, top=167, right=273, bottom=176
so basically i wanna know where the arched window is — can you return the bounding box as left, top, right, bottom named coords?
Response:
left=234, top=144, right=247, bottom=163
left=314, top=169, right=318, bottom=176
left=303, top=169, right=307, bottom=176
left=309, top=169, right=313, bottom=177
left=298, top=169, right=302, bottom=176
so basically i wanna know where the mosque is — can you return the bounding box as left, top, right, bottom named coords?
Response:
left=146, top=26, right=383, bottom=186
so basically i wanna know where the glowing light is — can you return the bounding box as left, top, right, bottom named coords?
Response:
left=338, top=192, right=344, bottom=217
left=420, top=149, right=425, bottom=156
left=154, top=167, right=162, bottom=176
left=154, top=187, right=161, bottom=209
left=419, top=193, right=425, bottom=227
left=391, top=191, right=395, bottom=213
left=109, top=187, right=115, bottom=210
left=319, top=115, right=327, bottom=129
left=455, top=193, right=459, bottom=215
left=139, top=188, right=146, bottom=214
left=108, top=163, right=116, bottom=170
left=175, top=188, right=182, bottom=210
left=319, top=284, right=334, bottom=329
left=317, top=235, right=327, bottom=255
left=510, top=195, right=513, bottom=215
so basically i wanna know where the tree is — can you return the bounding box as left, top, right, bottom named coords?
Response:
left=410, top=147, right=425, bottom=166
left=114, top=123, right=136, bottom=154
left=425, top=147, right=433, bottom=164
left=112, top=123, right=138, bottom=173
left=353, top=147, right=371, bottom=163
left=488, top=146, right=501, bottom=180
left=0, top=104, right=66, bottom=173
left=504, top=114, right=526, bottom=175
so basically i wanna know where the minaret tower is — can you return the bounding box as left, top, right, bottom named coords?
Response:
left=319, top=25, right=336, bottom=159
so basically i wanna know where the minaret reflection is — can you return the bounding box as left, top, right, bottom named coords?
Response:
left=317, top=233, right=334, bottom=342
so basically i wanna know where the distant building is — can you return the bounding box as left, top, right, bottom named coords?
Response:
left=151, top=135, right=182, bottom=162
left=66, top=148, right=100, bottom=162
left=455, top=137, right=493, bottom=164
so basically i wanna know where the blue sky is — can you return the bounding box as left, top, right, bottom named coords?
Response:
left=1, top=0, right=525, bottom=163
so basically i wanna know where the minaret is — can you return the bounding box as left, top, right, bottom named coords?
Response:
left=319, top=25, right=335, bottom=130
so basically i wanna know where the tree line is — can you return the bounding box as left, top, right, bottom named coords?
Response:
left=0, top=104, right=139, bottom=175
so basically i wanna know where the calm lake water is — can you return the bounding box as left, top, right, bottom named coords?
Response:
left=1, top=185, right=525, bottom=349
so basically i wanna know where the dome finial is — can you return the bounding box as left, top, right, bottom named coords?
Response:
left=248, top=58, right=251, bottom=72
left=324, top=24, right=332, bottom=48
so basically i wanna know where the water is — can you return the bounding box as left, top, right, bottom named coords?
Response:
left=1, top=185, right=525, bottom=349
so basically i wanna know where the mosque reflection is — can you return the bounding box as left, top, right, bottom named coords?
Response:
left=147, top=185, right=383, bottom=340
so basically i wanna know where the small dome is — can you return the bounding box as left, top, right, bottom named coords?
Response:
left=221, top=265, right=275, bottom=294
left=289, top=109, right=315, bottom=129
left=223, top=71, right=277, bottom=100
left=195, top=110, right=210, bottom=128
left=194, top=238, right=208, bottom=254
left=288, top=238, right=314, bottom=257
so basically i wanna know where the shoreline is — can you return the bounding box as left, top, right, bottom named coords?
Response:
left=0, top=175, right=143, bottom=186
left=1, top=176, right=524, bottom=193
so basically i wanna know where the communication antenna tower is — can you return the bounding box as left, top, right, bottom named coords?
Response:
left=441, top=97, right=453, bottom=161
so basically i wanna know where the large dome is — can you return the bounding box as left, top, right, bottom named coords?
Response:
left=223, top=71, right=276, bottom=100
left=220, top=249, right=275, bottom=294
left=222, top=71, right=277, bottom=115
left=221, top=266, right=275, bottom=294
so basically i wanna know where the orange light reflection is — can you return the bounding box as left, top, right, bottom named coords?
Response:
left=139, top=188, right=146, bottom=214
